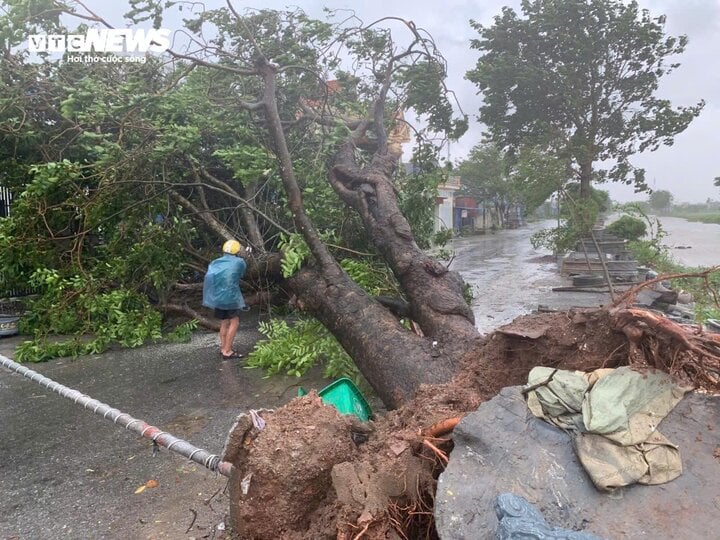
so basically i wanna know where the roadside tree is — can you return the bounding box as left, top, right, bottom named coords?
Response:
left=648, top=189, right=674, bottom=213
left=457, top=143, right=563, bottom=227
left=467, top=0, right=704, bottom=200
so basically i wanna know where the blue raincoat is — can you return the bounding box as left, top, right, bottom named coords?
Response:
left=202, top=254, right=247, bottom=310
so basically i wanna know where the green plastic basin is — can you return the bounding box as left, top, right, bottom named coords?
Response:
left=297, top=377, right=372, bottom=421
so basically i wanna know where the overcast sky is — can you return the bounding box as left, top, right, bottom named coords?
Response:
left=56, top=0, right=720, bottom=203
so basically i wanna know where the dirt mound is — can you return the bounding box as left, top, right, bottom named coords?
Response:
left=228, top=396, right=357, bottom=538
left=224, top=307, right=719, bottom=539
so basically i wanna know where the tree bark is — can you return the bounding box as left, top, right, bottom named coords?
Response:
left=287, top=267, right=461, bottom=408
left=169, top=189, right=235, bottom=240
left=579, top=160, right=593, bottom=199
left=240, top=181, right=265, bottom=251
left=330, top=145, right=478, bottom=353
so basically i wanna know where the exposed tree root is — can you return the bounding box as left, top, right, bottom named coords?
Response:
left=612, top=265, right=720, bottom=308
left=387, top=492, right=437, bottom=540
left=607, top=265, right=720, bottom=391
left=420, top=416, right=462, bottom=438
left=226, top=299, right=720, bottom=539
left=610, top=307, right=720, bottom=390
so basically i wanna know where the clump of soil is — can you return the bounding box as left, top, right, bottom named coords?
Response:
left=227, top=396, right=357, bottom=539
left=223, top=307, right=718, bottom=539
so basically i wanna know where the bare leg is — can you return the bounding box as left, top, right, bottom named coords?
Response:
left=219, top=320, right=230, bottom=352
left=227, top=316, right=240, bottom=347
left=221, top=316, right=240, bottom=356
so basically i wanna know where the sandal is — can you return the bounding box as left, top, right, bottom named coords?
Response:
left=220, top=351, right=243, bottom=359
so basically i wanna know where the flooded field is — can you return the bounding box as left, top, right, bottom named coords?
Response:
left=658, top=216, right=720, bottom=268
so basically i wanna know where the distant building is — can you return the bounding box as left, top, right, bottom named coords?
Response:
left=451, top=197, right=526, bottom=232
left=454, top=196, right=478, bottom=230
left=435, top=175, right=460, bottom=232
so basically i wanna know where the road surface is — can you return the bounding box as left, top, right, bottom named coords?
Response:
left=0, top=312, right=333, bottom=539
left=449, top=220, right=609, bottom=334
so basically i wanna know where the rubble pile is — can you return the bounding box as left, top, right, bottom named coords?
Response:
left=634, top=270, right=697, bottom=324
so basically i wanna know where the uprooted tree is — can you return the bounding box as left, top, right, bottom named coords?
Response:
left=1, top=1, right=478, bottom=408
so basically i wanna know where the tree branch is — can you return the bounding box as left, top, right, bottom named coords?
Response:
left=162, top=302, right=219, bottom=331
left=258, top=59, right=337, bottom=271
left=166, top=49, right=258, bottom=76
left=168, top=188, right=235, bottom=240
left=192, top=165, right=266, bottom=251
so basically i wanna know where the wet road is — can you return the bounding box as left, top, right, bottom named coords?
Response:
left=0, top=312, right=334, bottom=539
left=449, top=215, right=720, bottom=335
left=449, top=220, right=608, bottom=334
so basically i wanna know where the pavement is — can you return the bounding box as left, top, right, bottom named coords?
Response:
left=0, top=311, right=333, bottom=540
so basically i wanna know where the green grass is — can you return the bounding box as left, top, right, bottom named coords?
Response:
left=668, top=212, right=720, bottom=225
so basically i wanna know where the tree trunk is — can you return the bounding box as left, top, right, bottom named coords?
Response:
left=579, top=160, right=593, bottom=199
left=288, top=267, right=462, bottom=409
left=331, top=146, right=478, bottom=355
left=216, top=53, right=487, bottom=412
left=255, top=60, right=479, bottom=407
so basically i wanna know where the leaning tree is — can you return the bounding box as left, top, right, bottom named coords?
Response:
left=468, top=0, right=704, bottom=200
left=1, top=1, right=479, bottom=408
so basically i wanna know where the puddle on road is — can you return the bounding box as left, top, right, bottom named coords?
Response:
left=450, top=221, right=598, bottom=335
left=164, top=411, right=209, bottom=437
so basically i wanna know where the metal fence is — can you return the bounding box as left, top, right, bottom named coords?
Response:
left=0, top=185, right=31, bottom=299
left=0, top=185, right=10, bottom=218
left=0, top=280, right=33, bottom=300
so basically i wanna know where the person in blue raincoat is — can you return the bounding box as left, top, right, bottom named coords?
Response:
left=203, top=239, right=248, bottom=359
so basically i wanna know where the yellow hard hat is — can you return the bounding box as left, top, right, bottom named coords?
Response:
left=222, top=239, right=242, bottom=254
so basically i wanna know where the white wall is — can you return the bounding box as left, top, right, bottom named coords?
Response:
left=435, top=187, right=455, bottom=232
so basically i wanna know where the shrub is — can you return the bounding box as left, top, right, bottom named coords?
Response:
left=607, top=215, right=647, bottom=241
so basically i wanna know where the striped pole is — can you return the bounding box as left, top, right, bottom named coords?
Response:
left=0, top=353, right=234, bottom=478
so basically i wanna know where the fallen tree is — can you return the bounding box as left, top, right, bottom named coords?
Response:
left=3, top=4, right=718, bottom=538
left=1, top=3, right=476, bottom=406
